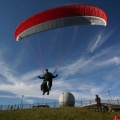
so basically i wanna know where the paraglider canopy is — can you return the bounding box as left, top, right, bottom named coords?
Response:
left=14, top=4, right=108, bottom=41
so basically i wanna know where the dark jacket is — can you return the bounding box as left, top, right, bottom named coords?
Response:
left=95, top=96, right=101, bottom=105
left=38, top=72, right=58, bottom=82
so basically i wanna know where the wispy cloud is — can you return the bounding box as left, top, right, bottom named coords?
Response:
left=0, top=42, right=120, bottom=103
left=88, top=32, right=102, bottom=53
left=87, top=29, right=114, bottom=53
left=58, top=46, right=114, bottom=77
left=97, top=56, right=120, bottom=67
left=0, top=95, right=16, bottom=98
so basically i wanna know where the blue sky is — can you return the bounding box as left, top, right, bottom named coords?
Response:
left=0, top=0, right=120, bottom=105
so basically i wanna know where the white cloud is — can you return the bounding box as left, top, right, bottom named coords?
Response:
left=96, top=56, right=120, bottom=67
left=0, top=42, right=120, bottom=104
left=58, top=48, right=108, bottom=77
left=88, top=33, right=102, bottom=53
left=87, top=30, right=114, bottom=53
left=0, top=95, right=16, bottom=98
left=23, top=98, right=35, bottom=104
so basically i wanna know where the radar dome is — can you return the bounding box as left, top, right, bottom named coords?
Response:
left=59, top=92, right=75, bottom=107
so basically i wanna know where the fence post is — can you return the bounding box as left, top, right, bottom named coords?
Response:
left=89, top=100, right=91, bottom=104
left=54, top=102, right=56, bottom=108
left=7, top=105, right=10, bottom=110
left=22, top=104, right=23, bottom=109
left=29, top=103, right=32, bottom=109
left=117, top=99, right=119, bottom=104
left=45, top=102, right=47, bottom=107
left=14, top=104, right=16, bottom=110
left=81, top=101, right=82, bottom=106
left=0, top=105, right=1, bottom=110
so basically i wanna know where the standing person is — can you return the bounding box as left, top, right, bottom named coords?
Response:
left=95, top=95, right=102, bottom=112
left=38, top=69, right=58, bottom=94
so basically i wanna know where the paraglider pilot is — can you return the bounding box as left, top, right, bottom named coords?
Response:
left=38, top=69, right=58, bottom=95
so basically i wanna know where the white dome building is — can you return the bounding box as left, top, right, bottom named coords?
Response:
left=59, top=92, right=75, bottom=107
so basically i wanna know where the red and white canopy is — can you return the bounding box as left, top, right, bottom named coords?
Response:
left=14, top=4, right=108, bottom=41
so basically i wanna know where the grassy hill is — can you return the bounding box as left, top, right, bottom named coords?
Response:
left=0, top=107, right=120, bottom=120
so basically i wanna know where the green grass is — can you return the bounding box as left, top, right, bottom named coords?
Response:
left=0, top=107, right=120, bottom=120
